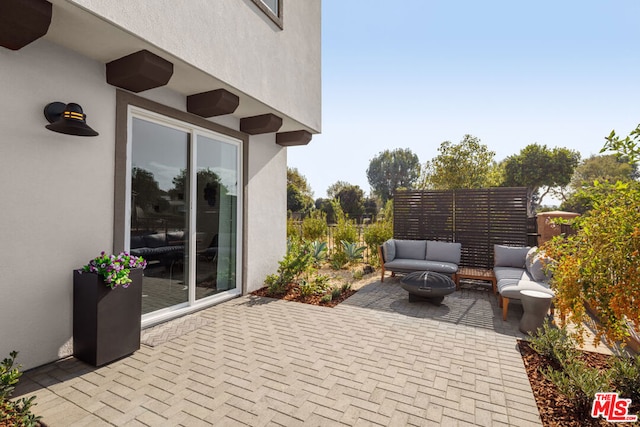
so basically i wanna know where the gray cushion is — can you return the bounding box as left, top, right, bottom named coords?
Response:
left=494, top=266, right=531, bottom=282
left=499, top=280, right=554, bottom=300
left=394, top=240, right=427, bottom=260
left=494, top=245, right=530, bottom=268
left=384, top=259, right=458, bottom=274
left=382, top=240, right=396, bottom=262
left=425, top=240, right=461, bottom=264
left=525, top=247, right=553, bottom=282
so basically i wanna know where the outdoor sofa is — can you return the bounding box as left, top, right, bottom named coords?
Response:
left=378, top=239, right=461, bottom=282
left=494, top=244, right=555, bottom=320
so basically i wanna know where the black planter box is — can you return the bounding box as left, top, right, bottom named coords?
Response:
left=73, top=268, right=143, bottom=366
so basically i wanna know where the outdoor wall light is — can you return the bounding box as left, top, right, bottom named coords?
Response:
left=43, top=102, right=99, bottom=136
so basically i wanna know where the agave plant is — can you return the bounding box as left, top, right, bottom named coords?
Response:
left=341, top=240, right=366, bottom=264
left=310, top=240, right=328, bottom=265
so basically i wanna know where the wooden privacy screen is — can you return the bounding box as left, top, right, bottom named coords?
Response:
left=394, top=187, right=529, bottom=269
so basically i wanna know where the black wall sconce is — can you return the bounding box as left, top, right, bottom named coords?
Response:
left=44, top=102, right=99, bottom=136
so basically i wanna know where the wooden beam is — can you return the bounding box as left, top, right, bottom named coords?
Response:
left=276, top=130, right=312, bottom=146
left=106, top=50, right=173, bottom=93
left=187, top=89, right=239, bottom=117
left=240, top=113, right=282, bottom=135
left=0, top=0, right=52, bottom=50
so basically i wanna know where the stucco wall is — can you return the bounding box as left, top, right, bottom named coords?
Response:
left=0, top=40, right=116, bottom=369
left=245, top=134, right=288, bottom=293
left=66, top=0, right=322, bottom=132
left=0, top=38, right=287, bottom=369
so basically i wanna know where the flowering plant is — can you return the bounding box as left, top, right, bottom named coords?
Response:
left=82, top=251, right=147, bottom=289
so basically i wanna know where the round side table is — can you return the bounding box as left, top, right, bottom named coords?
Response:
left=519, top=289, right=553, bottom=334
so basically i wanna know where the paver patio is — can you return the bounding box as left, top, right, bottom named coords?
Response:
left=15, top=278, right=542, bottom=426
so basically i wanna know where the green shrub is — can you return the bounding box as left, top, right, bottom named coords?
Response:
left=610, top=354, right=640, bottom=402
left=286, top=217, right=302, bottom=242
left=265, top=273, right=287, bottom=296
left=331, top=200, right=358, bottom=250
left=529, top=320, right=579, bottom=366
left=330, top=252, right=348, bottom=270
left=331, top=287, right=342, bottom=299
left=0, top=351, right=40, bottom=427
left=352, top=269, right=364, bottom=280
left=543, top=360, right=610, bottom=416
left=363, top=220, right=393, bottom=266
left=299, top=279, right=322, bottom=298
left=341, top=282, right=352, bottom=293
left=542, top=180, right=640, bottom=346
left=320, top=294, right=332, bottom=304
left=313, top=274, right=331, bottom=291
left=264, top=240, right=314, bottom=294
left=302, top=211, right=328, bottom=241
left=279, top=240, right=314, bottom=284
left=341, top=240, right=366, bottom=265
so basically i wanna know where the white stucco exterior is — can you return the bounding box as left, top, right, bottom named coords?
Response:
left=0, top=0, right=320, bottom=369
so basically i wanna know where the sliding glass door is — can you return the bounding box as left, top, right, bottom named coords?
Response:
left=128, top=109, right=241, bottom=319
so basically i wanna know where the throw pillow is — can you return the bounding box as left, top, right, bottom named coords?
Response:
left=494, top=244, right=530, bottom=268
left=382, top=239, right=396, bottom=262
left=526, top=247, right=553, bottom=282
left=395, top=240, right=427, bottom=260
left=425, top=241, right=461, bottom=264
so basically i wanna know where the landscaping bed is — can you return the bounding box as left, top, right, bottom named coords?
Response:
left=251, top=282, right=357, bottom=307
left=519, top=339, right=639, bottom=426
left=251, top=266, right=375, bottom=308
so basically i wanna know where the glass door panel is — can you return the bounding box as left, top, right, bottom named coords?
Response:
left=195, top=135, right=238, bottom=299
left=130, top=118, right=189, bottom=314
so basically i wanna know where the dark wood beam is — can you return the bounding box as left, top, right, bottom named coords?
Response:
left=240, top=113, right=283, bottom=135
left=187, top=89, right=239, bottom=117
left=0, top=0, right=52, bottom=50
left=106, top=50, right=173, bottom=93
left=276, top=130, right=312, bottom=146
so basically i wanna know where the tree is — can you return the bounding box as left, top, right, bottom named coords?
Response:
left=486, top=161, right=506, bottom=187
left=287, top=184, right=313, bottom=214
left=335, top=184, right=365, bottom=220
left=502, top=144, right=580, bottom=215
left=569, top=154, right=636, bottom=190
left=421, top=135, right=495, bottom=189
left=131, top=167, right=166, bottom=211
left=287, top=167, right=314, bottom=214
left=315, top=198, right=336, bottom=223
left=363, top=197, right=378, bottom=218
left=602, top=123, right=640, bottom=165
left=560, top=155, right=636, bottom=212
left=287, top=167, right=313, bottom=196
left=366, top=148, right=421, bottom=203
left=326, top=181, right=350, bottom=199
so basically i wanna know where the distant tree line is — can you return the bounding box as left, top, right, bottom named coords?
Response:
left=287, top=132, right=638, bottom=220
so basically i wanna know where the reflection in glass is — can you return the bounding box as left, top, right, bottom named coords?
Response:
left=195, top=135, right=238, bottom=299
left=130, top=118, right=189, bottom=314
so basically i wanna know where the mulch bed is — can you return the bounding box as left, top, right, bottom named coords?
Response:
left=251, top=282, right=357, bottom=308
left=518, top=340, right=639, bottom=426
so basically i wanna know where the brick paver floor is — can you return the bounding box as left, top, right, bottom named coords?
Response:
left=15, top=278, right=542, bottom=426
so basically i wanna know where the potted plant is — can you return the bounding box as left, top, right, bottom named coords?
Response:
left=73, top=252, right=146, bottom=366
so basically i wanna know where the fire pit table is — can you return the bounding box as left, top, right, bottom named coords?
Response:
left=400, top=271, right=456, bottom=305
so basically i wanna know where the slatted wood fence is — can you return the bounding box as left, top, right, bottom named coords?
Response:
left=394, top=187, right=530, bottom=269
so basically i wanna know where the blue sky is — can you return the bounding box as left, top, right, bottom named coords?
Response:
left=287, top=0, right=640, bottom=203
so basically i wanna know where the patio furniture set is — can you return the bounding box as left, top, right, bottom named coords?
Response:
left=379, top=239, right=555, bottom=333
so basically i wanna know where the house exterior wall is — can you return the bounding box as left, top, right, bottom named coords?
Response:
left=245, top=134, right=288, bottom=293
left=0, top=41, right=116, bottom=369
left=0, top=0, right=319, bottom=370
left=65, top=0, right=322, bottom=132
